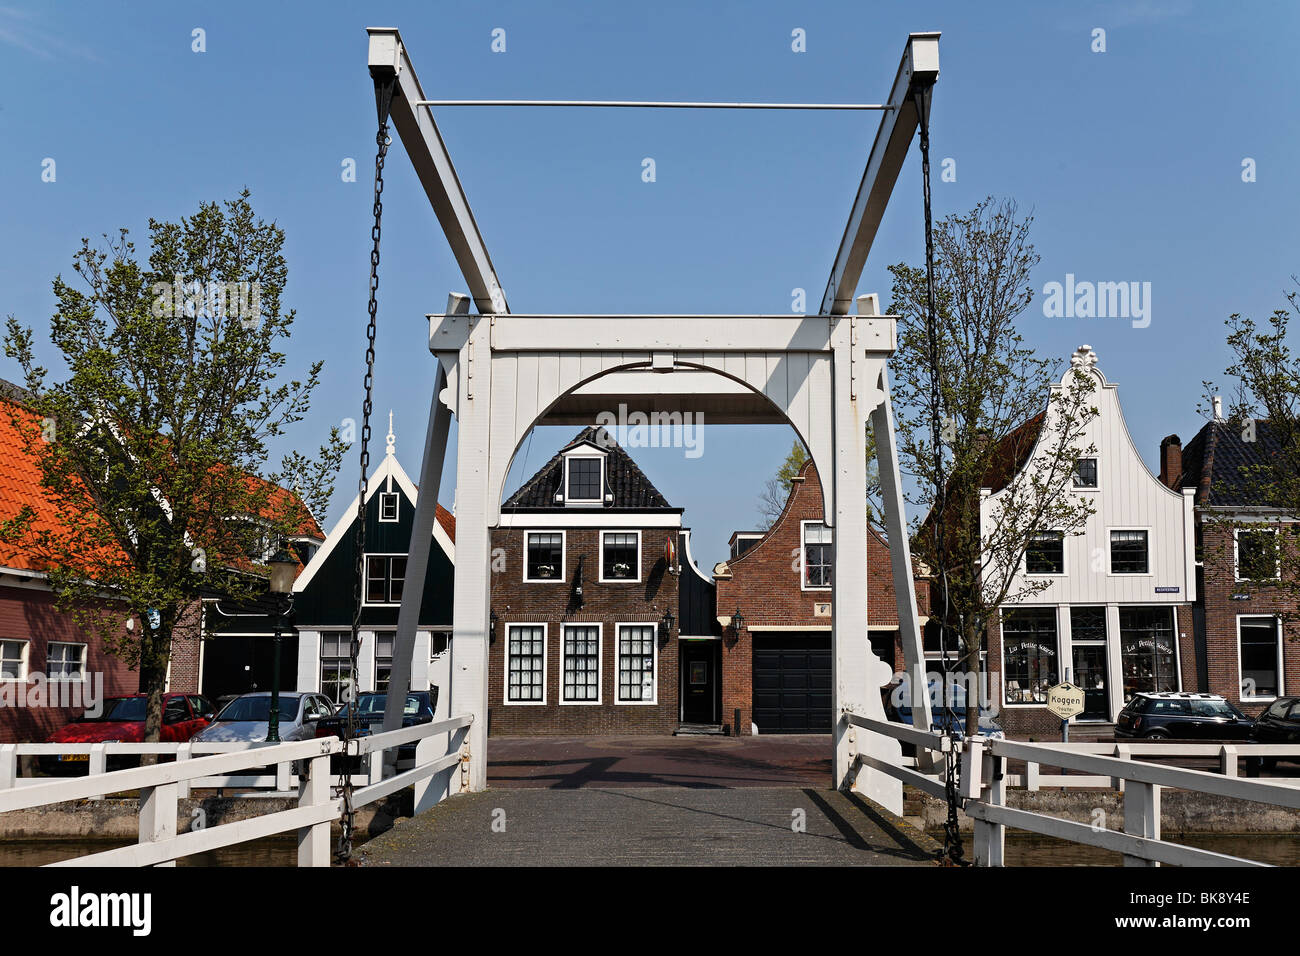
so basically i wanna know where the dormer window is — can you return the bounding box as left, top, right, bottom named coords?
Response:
left=379, top=491, right=400, bottom=522
left=564, top=455, right=604, bottom=504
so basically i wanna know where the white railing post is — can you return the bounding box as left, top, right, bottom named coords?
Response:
left=367, top=749, right=384, bottom=785
left=0, top=744, right=17, bottom=790
left=139, top=781, right=178, bottom=867
left=1122, top=781, right=1161, bottom=867
left=1219, top=745, right=1238, bottom=779
left=176, top=743, right=192, bottom=799
left=1025, top=759, right=1039, bottom=792
left=974, top=751, right=1005, bottom=867
left=89, top=743, right=107, bottom=799
left=298, top=753, right=331, bottom=867
left=1111, top=743, right=1130, bottom=792
left=277, top=758, right=292, bottom=793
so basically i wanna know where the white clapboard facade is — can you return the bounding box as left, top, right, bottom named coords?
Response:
left=984, top=346, right=1196, bottom=731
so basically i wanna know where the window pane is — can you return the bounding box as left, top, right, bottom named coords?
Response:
left=507, top=626, right=545, bottom=701
left=563, top=625, right=600, bottom=701
left=602, top=533, right=638, bottom=579
left=1026, top=532, right=1064, bottom=574
left=526, top=533, right=563, bottom=579
left=367, top=556, right=387, bottom=602
left=1002, top=609, right=1058, bottom=703
left=1070, top=606, right=1106, bottom=642
left=1240, top=617, right=1279, bottom=697
left=567, top=458, right=601, bottom=499
left=1238, top=530, right=1279, bottom=581
left=389, top=557, right=406, bottom=603
left=1119, top=607, right=1176, bottom=697
left=0, top=640, right=25, bottom=679
left=1110, top=530, right=1149, bottom=574
left=618, top=625, right=656, bottom=701
left=1073, top=458, right=1098, bottom=488
left=803, top=524, right=833, bottom=587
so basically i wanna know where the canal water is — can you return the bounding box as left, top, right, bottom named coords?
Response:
left=2, top=837, right=297, bottom=867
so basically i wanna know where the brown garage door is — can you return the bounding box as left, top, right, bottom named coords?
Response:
left=753, top=634, right=832, bottom=734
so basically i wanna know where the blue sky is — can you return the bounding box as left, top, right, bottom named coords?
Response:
left=1, top=1, right=1297, bottom=571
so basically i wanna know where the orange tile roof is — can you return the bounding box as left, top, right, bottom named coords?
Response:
left=0, top=392, right=323, bottom=574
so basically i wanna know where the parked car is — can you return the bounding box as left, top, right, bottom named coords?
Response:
left=189, top=692, right=336, bottom=743
left=1248, top=696, right=1300, bottom=769
left=315, top=689, right=439, bottom=765
left=40, top=693, right=215, bottom=774
left=1115, top=692, right=1253, bottom=740
left=885, top=677, right=1005, bottom=752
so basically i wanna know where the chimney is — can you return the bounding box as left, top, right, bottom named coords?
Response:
left=1159, top=434, right=1182, bottom=489
left=1212, top=395, right=1224, bottom=421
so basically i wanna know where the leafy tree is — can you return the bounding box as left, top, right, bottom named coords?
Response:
left=888, top=197, right=1099, bottom=733
left=756, top=440, right=808, bottom=527
left=2, top=190, right=346, bottom=746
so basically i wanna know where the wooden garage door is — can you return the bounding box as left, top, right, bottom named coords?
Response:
left=753, top=634, right=832, bottom=734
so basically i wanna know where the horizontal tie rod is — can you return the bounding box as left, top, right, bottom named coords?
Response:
left=414, top=99, right=892, bottom=111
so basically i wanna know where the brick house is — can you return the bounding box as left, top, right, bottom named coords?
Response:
left=981, top=347, right=1197, bottom=739
left=0, top=380, right=323, bottom=741
left=713, top=459, right=931, bottom=735
left=488, top=427, right=715, bottom=735
left=1161, top=411, right=1300, bottom=714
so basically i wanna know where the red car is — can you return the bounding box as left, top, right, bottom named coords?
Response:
left=41, top=693, right=215, bottom=774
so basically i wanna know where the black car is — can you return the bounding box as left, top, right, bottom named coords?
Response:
left=1115, top=692, right=1253, bottom=740
left=315, top=689, right=439, bottom=764
left=1248, top=696, right=1300, bottom=769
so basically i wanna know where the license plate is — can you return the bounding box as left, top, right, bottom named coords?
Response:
left=60, top=754, right=88, bottom=762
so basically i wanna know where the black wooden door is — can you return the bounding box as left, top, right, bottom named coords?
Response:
left=681, top=640, right=718, bottom=723
left=752, top=634, right=832, bottom=733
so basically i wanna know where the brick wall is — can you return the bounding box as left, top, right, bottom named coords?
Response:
left=488, top=526, right=680, bottom=734
left=168, top=600, right=203, bottom=695
left=714, top=461, right=930, bottom=735
left=1199, top=522, right=1300, bottom=716
left=0, top=585, right=137, bottom=742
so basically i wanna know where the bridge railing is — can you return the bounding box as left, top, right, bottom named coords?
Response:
left=0, top=714, right=473, bottom=867
left=844, top=709, right=1300, bottom=867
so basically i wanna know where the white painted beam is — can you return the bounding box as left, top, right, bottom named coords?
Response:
left=820, top=32, right=939, bottom=316
left=368, top=28, right=508, bottom=314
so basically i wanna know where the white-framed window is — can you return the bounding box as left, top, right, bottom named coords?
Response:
left=1025, top=531, right=1065, bottom=575
left=524, top=531, right=565, bottom=583
left=505, top=624, right=547, bottom=704
left=1001, top=608, right=1058, bottom=705
left=0, top=640, right=29, bottom=681
left=364, top=554, right=407, bottom=605
left=378, top=491, right=400, bottom=522
left=600, top=530, right=641, bottom=582
left=374, top=632, right=394, bottom=693
left=1119, top=606, right=1179, bottom=697
left=320, top=632, right=354, bottom=704
left=46, top=642, right=87, bottom=681
left=801, top=520, right=832, bottom=590
left=564, top=455, right=604, bottom=504
left=1235, top=528, right=1280, bottom=582
left=1238, top=615, right=1282, bottom=701
left=1072, top=457, right=1099, bottom=489
left=561, top=624, right=602, bottom=704
left=616, top=622, right=658, bottom=704
left=1109, top=529, right=1150, bottom=575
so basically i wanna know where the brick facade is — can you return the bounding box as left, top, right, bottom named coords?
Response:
left=714, top=461, right=930, bottom=735
left=1198, top=522, right=1300, bottom=716
left=488, top=526, right=681, bottom=734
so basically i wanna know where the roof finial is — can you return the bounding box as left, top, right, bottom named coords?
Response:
left=385, top=410, right=396, bottom=456
left=1070, top=344, right=1098, bottom=369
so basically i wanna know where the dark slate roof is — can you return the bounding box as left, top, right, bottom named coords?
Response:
left=503, top=427, right=677, bottom=511
left=1179, top=419, right=1286, bottom=508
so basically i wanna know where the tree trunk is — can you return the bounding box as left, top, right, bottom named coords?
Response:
left=138, top=620, right=172, bottom=762
left=963, top=622, right=982, bottom=737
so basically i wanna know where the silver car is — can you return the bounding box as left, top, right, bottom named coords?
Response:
left=189, top=692, right=336, bottom=742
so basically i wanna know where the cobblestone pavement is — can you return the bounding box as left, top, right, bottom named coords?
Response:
left=359, top=786, right=938, bottom=866
left=486, top=734, right=833, bottom=789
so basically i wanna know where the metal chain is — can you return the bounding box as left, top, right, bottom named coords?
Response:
left=336, top=95, right=392, bottom=865
left=915, top=86, right=967, bottom=867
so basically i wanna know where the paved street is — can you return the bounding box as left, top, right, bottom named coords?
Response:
left=486, top=734, right=833, bottom=789
left=359, top=786, right=937, bottom=866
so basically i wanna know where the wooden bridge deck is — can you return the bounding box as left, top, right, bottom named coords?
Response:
left=359, top=786, right=938, bottom=867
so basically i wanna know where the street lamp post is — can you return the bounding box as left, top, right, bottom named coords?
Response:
left=266, top=541, right=297, bottom=743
